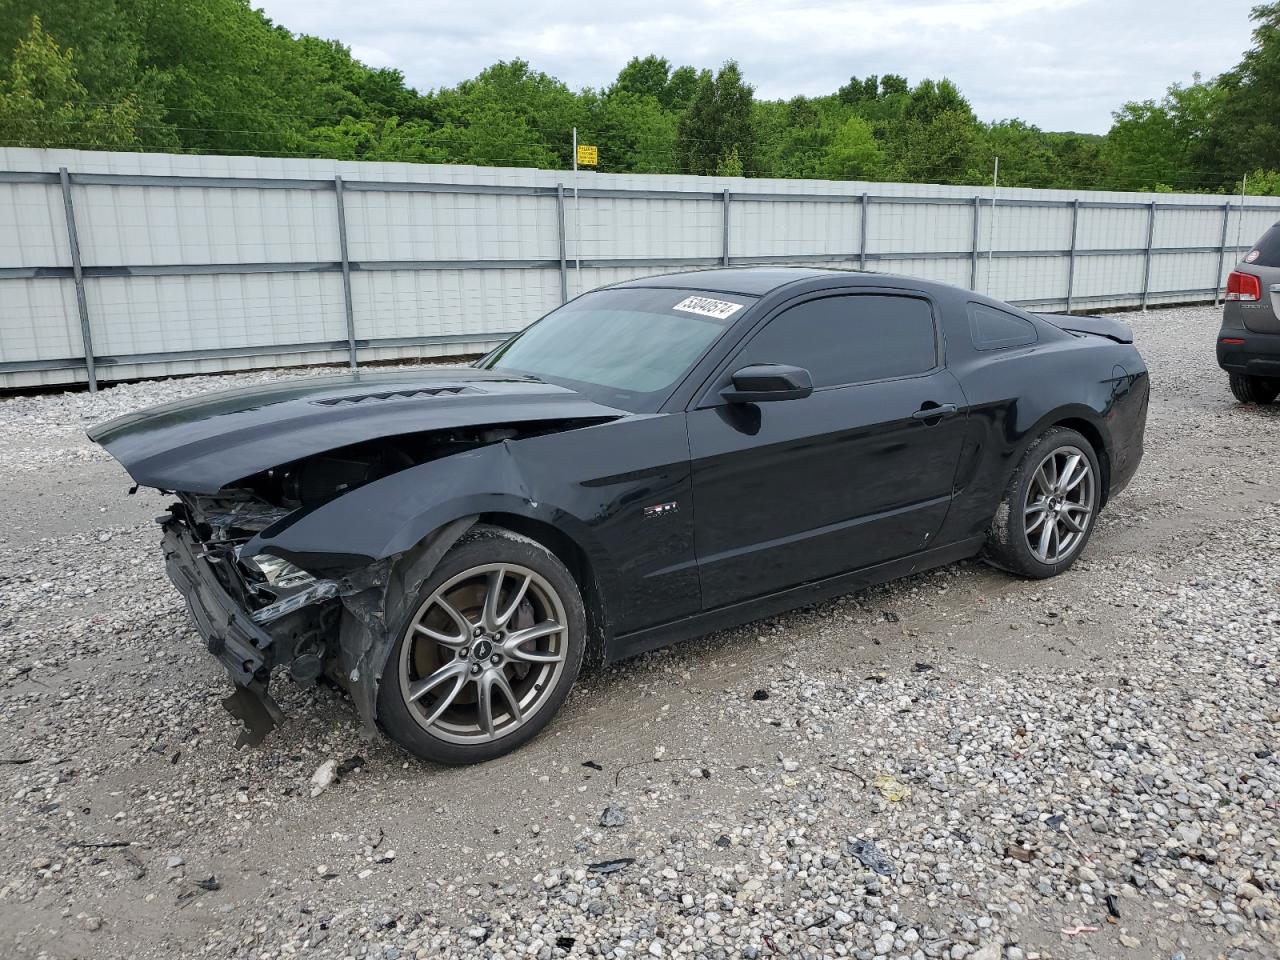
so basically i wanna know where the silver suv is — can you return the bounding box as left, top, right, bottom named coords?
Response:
left=1218, top=223, right=1280, bottom=404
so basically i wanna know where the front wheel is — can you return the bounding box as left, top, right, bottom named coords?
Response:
left=376, top=525, right=586, bottom=764
left=984, top=427, right=1101, bottom=579
left=1229, top=373, right=1280, bottom=404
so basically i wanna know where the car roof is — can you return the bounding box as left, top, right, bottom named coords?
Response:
left=615, top=266, right=858, bottom=296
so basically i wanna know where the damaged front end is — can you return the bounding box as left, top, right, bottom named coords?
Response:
left=161, top=438, right=501, bottom=746
left=161, top=491, right=346, bottom=745
left=163, top=484, right=478, bottom=747
left=89, top=369, right=626, bottom=747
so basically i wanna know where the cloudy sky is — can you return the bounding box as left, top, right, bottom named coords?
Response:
left=255, top=0, right=1258, bottom=133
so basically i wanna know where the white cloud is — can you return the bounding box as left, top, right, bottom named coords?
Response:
left=254, top=0, right=1258, bottom=132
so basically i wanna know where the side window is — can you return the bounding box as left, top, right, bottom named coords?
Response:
left=735, top=295, right=937, bottom=388
left=967, top=303, right=1038, bottom=350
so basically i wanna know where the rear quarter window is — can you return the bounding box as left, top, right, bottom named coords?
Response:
left=967, top=303, right=1038, bottom=351
left=1244, top=222, right=1280, bottom=267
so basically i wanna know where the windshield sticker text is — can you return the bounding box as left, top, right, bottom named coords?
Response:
left=672, top=296, right=744, bottom=321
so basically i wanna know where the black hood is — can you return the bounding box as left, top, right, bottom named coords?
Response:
left=89, top=368, right=626, bottom=493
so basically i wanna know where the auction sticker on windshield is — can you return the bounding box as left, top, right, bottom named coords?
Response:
left=672, top=296, right=745, bottom=321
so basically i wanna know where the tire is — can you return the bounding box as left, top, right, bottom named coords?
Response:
left=376, top=524, right=586, bottom=764
left=1229, top=373, right=1280, bottom=404
left=984, top=426, right=1101, bottom=579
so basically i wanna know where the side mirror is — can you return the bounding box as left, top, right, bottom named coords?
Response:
left=720, top=363, right=814, bottom=404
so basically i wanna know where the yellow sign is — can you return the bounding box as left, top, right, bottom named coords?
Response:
left=576, top=144, right=598, bottom=167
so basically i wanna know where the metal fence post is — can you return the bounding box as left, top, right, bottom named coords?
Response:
left=333, top=175, right=358, bottom=369
left=969, top=195, right=981, bottom=290
left=556, top=184, right=568, bottom=303
left=721, top=188, right=731, bottom=266
left=1214, top=201, right=1231, bottom=306
left=58, top=167, right=96, bottom=392
left=1140, top=201, right=1156, bottom=311
left=859, top=193, right=869, bottom=270
left=1065, top=199, right=1080, bottom=314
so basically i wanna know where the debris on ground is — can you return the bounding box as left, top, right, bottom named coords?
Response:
left=310, top=759, right=338, bottom=798
left=1061, top=925, right=1098, bottom=936
left=335, top=755, right=366, bottom=778
left=871, top=773, right=911, bottom=802
left=846, top=838, right=896, bottom=877
left=587, top=858, right=635, bottom=875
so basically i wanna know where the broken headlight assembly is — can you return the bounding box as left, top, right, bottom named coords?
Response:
left=240, top=551, right=316, bottom=590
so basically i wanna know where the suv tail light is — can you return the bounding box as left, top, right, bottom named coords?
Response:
left=1226, top=271, right=1262, bottom=301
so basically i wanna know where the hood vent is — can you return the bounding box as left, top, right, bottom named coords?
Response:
left=312, top=385, right=480, bottom=407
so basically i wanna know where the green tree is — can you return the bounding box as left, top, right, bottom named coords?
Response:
left=903, top=78, right=970, bottom=124
left=0, top=16, right=141, bottom=149
left=1044, top=132, right=1105, bottom=189
left=427, top=60, right=583, bottom=167
left=677, top=61, right=755, bottom=175
left=823, top=115, right=885, bottom=180
left=716, top=146, right=743, bottom=177
left=893, top=109, right=982, bottom=184
left=1236, top=168, right=1280, bottom=195
left=836, top=74, right=880, bottom=105
left=0, top=0, right=1250, bottom=190
left=1197, top=3, right=1280, bottom=184
left=979, top=120, right=1058, bottom=188
left=1101, top=77, right=1222, bottom=190
left=587, top=89, right=678, bottom=173
left=765, top=96, right=828, bottom=178
left=612, top=55, right=671, bottom=103
left=665, top=66, right=700, bottom=112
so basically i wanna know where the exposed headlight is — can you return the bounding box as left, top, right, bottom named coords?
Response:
left=243, top=552, right=315, bottom=590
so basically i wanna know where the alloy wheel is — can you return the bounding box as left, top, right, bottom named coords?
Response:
left=1023, top=444, right=1096, bottom=565
left=398, top=562, right=569, bottom=744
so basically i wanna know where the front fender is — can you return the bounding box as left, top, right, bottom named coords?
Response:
left=245, top=440, right=613, bottom=578
left=244, top=440, right=620, bottom=733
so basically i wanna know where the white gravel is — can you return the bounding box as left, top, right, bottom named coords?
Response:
left=1, top=304, right=1278, bottom=960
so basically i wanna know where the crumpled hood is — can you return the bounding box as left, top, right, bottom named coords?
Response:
left=88, top=368, right=625, bottom=493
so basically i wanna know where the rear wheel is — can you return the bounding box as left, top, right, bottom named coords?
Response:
left=984, top=427, right=1101, bottom=579
left=1229, top=373, right=1280, bottom=404
left=376, top=526, right=585, bottom=764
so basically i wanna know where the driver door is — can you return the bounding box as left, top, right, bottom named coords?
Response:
left=687, top=292, right=969, bottom=610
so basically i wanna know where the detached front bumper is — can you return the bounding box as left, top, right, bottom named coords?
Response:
left=158, top=510, right=465, bottom=747
left=162, top=519, right=274, bottom=686
left=161, top=518, right=343, bottom=745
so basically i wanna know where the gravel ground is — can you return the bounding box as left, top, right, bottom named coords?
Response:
left=1, top=304, right=1278, bottom=960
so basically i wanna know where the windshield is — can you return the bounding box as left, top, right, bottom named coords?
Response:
left=479, top=287, right=755, bottom=411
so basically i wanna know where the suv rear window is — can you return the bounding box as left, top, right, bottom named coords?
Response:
left=1245, top=222, right=1280, bottom=267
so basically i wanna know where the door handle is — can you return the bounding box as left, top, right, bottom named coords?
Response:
left=911, top=402, right=958, bottom=421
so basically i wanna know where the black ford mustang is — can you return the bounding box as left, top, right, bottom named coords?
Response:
left=91, top=268, right=1149, bottom=764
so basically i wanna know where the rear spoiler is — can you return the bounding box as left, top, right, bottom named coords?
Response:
left=1034, top=313, right=1134, bottom=344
